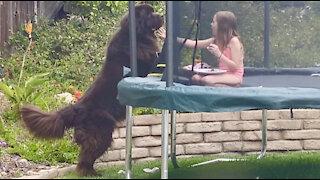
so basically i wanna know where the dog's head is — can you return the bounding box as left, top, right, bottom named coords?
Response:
left=120, top=3, right=164, bottom=35
left=107, top=4, right=164, bottom=77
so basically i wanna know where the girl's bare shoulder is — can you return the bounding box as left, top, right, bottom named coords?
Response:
left=229, top=36, right=241, bottom=45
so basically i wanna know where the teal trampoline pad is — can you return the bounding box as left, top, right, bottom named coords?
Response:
left=117, top=76, right=320, bottom=112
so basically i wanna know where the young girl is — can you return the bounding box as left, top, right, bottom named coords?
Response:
left=156, top=11, right=244, bottom=87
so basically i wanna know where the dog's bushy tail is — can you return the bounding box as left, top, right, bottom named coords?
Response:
left=20, top=105, right=76, bottom=139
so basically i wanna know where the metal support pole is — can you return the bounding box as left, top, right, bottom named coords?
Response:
left=170, top=110, right=179, bottom=168
left=258, top=109, right=267, bottom=159
left=129, top=1, right=137, bottom=77
left=161, top=110, right=169, bottom=179
left=166, top=1, right=174, bottom=87
left=160, top=2, right=173, bottom=178
left=125, top=2, right=136, bottom=178
left=125, top=106, right=133, bottom=179
left=264, top=1, right=270, bottom=68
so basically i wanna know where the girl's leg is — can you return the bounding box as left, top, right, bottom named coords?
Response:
left=197, top=73, right=241, bottom=87
left=191, top=74, right=204, bottom=85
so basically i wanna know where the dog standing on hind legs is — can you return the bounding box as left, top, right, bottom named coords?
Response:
left=20, top=3, right=164, bottom=177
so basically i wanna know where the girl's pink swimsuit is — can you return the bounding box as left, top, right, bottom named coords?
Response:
left=218, top=44, right=244, bottom=84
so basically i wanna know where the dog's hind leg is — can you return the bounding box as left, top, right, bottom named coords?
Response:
left=74, top=126, right=114, bottom=177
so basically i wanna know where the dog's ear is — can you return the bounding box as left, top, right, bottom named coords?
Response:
left=135, top=16, right=146, bottom=35
left=135, top=5, right=154, bottom=34
left=120, top=4, right=162, bottom=36
left=120, top=4, right=152, bottom=33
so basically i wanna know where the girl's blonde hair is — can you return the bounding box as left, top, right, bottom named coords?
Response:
left=214, top=11, right=243, bottom=54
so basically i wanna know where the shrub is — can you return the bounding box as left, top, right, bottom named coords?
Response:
left=0, top=73, right=50, bottom=120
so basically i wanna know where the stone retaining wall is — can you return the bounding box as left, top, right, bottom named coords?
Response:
left=97, top=109, right=320, bottom=164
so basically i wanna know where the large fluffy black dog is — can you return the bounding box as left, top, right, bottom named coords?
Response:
left=20, top=4, right=163, bottom=176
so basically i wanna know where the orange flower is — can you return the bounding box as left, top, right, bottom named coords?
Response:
left=25, top=20, right=32, bottom=35
left=73, top=91, right=82, bottom=102
left=69, top=85, right=73, bottom=89
left=89, top=77, right=94, bottom=82
left=31, top=42, right=35, bottom=46
left=4, top=72, right=9, bottom=77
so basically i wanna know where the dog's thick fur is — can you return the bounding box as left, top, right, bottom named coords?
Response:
left=20, top=4, right=163, bottom=177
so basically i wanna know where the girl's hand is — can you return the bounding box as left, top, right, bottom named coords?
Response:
left=206, top=43, right=222, bottom=58
left=155, top=27, right=166, bottom=40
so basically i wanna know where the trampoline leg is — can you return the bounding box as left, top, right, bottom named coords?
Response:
left=258, top=109, right=267, bottom=159
left=125, top=106, right=133, bottom=179
left=170, top=110, right=179, bottom=168
left=161, top=110, right=169, bottom=179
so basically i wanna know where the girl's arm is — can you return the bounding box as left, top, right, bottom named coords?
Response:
left=207, top=37, right=243, bottom=70
left=177, top=37, right=214, bottom=49
left=156, top=27, right=214, bottom=49
left=219, top=37, right=244, bottom=70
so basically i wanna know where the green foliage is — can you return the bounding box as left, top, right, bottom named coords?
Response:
left=4, top=4, right=130, bottom=92
left=6, top=133, right=79, bottom=164
left=64, top=1, right=128, bottom=19
left=133, top=107, right=162, bottom=116
left=63, top=1, right=165, bottom=19
left=0, top=115, right=79, bottom=164
left=0, top=73, right=49, bottom=120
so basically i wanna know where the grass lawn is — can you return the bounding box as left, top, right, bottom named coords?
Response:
left=57, top=151, right=320, bottom=179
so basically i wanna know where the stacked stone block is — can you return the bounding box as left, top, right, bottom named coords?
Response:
left=98, top=109, right=320, bottom=164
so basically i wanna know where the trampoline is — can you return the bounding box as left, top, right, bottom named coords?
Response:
left=119, top=1, right=320, bottom=179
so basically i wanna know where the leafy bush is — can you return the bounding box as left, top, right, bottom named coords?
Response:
left=0, top=73, right=49, bottom=120
left=64, top=1, right=128, bottom=19
left=3, top=1, right=165, bottom=96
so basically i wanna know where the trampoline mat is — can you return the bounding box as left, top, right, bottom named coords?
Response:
left=242, top=75, right=320, bottom=88
left=117, top=76, right=320, bottom=112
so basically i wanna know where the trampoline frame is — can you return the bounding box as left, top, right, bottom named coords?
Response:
left=123, top=1, right=281, bottom=179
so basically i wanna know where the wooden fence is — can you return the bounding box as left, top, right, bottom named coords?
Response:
left=0, top=1, right=37, bottom=56
left=0, top=1, right=63, bottom=57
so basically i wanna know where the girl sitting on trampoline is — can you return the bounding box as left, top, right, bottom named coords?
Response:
left=156, top=11, right=244, bottom=87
